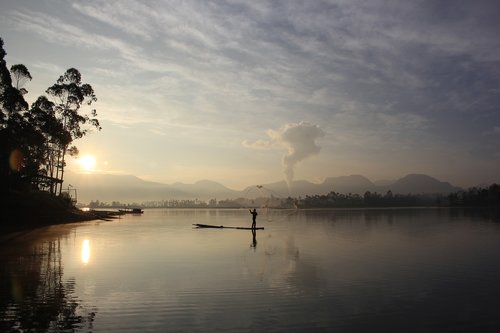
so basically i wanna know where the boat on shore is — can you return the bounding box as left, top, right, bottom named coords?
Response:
left=118, top=208, right=144, bottom=214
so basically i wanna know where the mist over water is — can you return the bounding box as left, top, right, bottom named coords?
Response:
left=1, top=208, right=500, bottom=332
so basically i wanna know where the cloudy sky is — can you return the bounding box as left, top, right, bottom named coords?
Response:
left=1, top=0, right=499, bottom=189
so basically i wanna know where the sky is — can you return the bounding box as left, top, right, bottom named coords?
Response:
left=1, top=0, right=499, bottom=190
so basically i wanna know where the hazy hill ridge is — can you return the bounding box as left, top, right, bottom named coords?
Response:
left=64, top=171, right=462, bottom=204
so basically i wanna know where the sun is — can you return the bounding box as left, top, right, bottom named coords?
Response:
left=79, top=154, right=96, bottom=171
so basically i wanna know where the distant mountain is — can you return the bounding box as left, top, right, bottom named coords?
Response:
left=242, top=179, right=322, bottom=198
left=65, top=171, right=242, bottom=203
left=321, top=175, right=376, bottom=194
left=63, top=170, right=463, bottom=204
left=169, top=180, right=238, bottom=199
left=64, top=171, right=191, bottom=203
left=378, top=174, right=462, bottom=194
left=241, top=175, right=377, bottom=198
left=373, top=179, right=395, bottom=186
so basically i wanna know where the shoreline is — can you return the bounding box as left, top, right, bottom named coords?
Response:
left=1, top=190, right=122, bottom=234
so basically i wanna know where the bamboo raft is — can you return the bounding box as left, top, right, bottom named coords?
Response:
left=193, top=223, right=264, bottom=230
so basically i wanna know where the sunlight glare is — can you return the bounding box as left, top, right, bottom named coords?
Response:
left=79, top=154, right=96, bottom=171
left=81, top=239, right=91, bottom=265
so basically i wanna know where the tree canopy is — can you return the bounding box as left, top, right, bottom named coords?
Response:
left=0, top=37, right=100, bottom=195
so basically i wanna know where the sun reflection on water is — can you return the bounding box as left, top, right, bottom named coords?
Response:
left=82, top=239, right=91, bottom=265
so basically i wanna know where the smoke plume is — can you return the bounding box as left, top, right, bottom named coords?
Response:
left=268, top=122, right=325, bottom=188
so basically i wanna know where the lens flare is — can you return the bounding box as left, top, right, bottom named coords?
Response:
left=9, top=149, right=23, bottom=172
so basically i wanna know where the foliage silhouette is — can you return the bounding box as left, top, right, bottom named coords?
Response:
left=0, top=37, right=100, bottom=196
left=88, top=184, right=500, bottom=209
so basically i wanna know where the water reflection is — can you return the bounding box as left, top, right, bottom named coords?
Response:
left=250, top=229, right=257, bottom=250
left=0, top=230, right=96, bottom=332
left=2, top=208, right=500, bottom=332
left=81, top=239, right=91, bottom=265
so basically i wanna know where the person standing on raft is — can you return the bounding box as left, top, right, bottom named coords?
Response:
left=249, top=208, right=258, bottom=229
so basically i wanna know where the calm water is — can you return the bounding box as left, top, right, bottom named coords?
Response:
left=1, top=208, right=500, bottom=332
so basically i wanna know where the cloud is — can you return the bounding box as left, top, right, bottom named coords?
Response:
left=241, top=139, right=276, bottom=150
left=482, top=126, right=500, bottom=137
left=3, top=0, right=500, bottom=186
left=72, top=1, right=157, bottom=40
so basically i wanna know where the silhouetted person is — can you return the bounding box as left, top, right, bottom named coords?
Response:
left=249, top=208, right=258, bottom=229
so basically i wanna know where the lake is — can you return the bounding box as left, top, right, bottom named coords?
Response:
left=1, top=208, right=500, bottom=332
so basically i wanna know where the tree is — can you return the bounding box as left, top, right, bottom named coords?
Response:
left=28, top=96, right=69, bottom=191
left=1, top=38, right=100, bottom=194
left=0, top=43, right=30, bottom=126
left=0, top=38, right=33, bottom=188
left=45, top=68, right=100, bottom=194
left=10, top=64, right=32, bottom=94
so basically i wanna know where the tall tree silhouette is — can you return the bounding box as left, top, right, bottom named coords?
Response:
left=10, top=64, right=32, bottom=93
left=45, top=68, right=100, bottom=194
left=0, top=37, right=32, bottom=187
left=29, top=96, right=70, bottom=191
left=1, top=37, right=100, bottom=194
